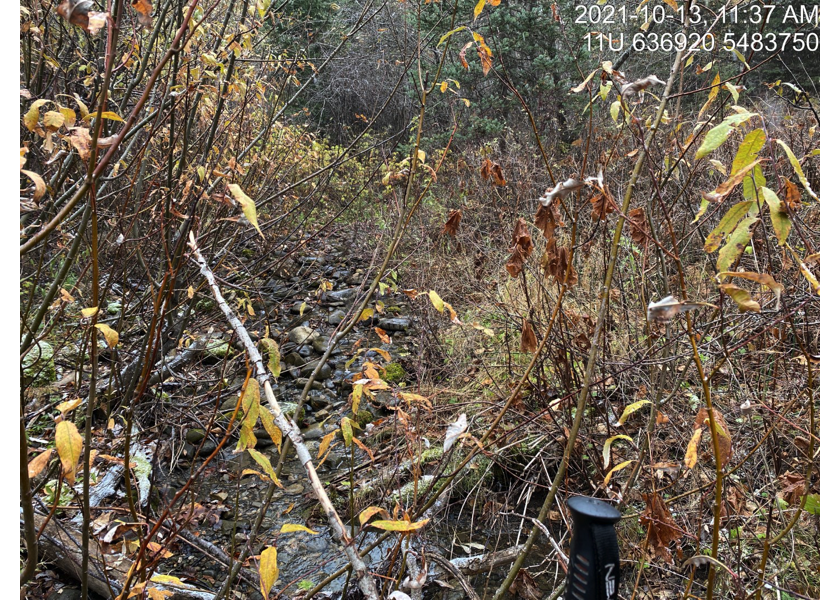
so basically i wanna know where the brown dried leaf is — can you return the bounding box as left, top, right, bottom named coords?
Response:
left=640, top=493, right=683, bottom=563
left=520, top=319, right=538, bottom=353
left=691, top=407, right=732, bottom=467
left=783, top=177, right=802, bottom=209
left=479, top=159, right=506, bottom=186
left=628, top=207, right=648, bottom=245
left=590, top=191, right=616, bottom=221
left=131, top=0, right=154, bottom=27
left=28, top=449, right=54, bottom=479
left=534, top=203, right=562, bottom=239
left=442, top=209, right=462, bottom=237
left=505, top=218, right=534, bottom=277
left=67, top=127, right=92, bottom=161
left=778, top=471, right=806, bottom=505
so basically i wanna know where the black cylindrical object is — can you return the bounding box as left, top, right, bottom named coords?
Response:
left=564, top=496, right=621, bottom=600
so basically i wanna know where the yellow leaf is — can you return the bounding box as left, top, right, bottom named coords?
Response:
left=236, top=380, right=261, bottom=452
left=94, top=111, right=124, bottom=122
left=571, top=69, right=597, bottom=93
left=95, top=323, right=119, bottom=348
left=247, top=449, right=282, bottom=487
left=259, top=338, right=282, bottom=377
left=358, top=506, right=387, bottom=527
left=55, top=420, right=83, bottom=482
left=428, top=290, right=445, bottom=313
left=151, top=575, right=185, bottom=586
left=473, top=0, right=486, bottom=19
left=81, top=307, right=99, bottom=318
left=43, top=111, right=65, bottom=130
left=602, top=435, right=633, bottom=469
left=440, top=81, right=448, bottom=93
left=279, top=523, right=318, bottom=535
left=187, top=285, right=195, bottom=298
left=684, top=428, right=703, bottom=469
left=259, top=546, right=278, bottom=600
left=318, top=429, right=337, bottom=459
left=24, top=99, right=49, bottom=131
left=618, top=400, right=651, bottom=425
left=775, top=139, right=818, bottom=201
left=227, top=183, right=264, bottom=238
left=27, top=448, right=53, bottom=479
left=148, top=588, right=174, bottom=600
left=56, top=398, right=83, bottom=414
left=298, top=302, right=307, bottom=316
left=369, top=519, right=430, bottom=532
left=359, top=308, right=374, bottom=321
left=59, top=106, right=76, bottom=127
left=258, top=406, right=283, bottom=448
left=351, top=383, right=363, bottom=414
left=21, top=170, right=47, bottom=201
left=604, top=460, right=633, bottom=485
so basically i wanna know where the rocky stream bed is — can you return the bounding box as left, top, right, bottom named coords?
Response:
left=33, top=235, right=559, bottom=600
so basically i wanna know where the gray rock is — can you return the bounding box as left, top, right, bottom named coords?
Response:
left=301, top=363, right=332, bottom=381
left=325, top=289, right=357, bottom=302
left=291, top=301, right=312, bottom=314
left=312, top=337, right=330, bottom=354
left=289, top=325, right=320, bottom=345
left=308, top=393, right=330, bottom=411
left=299, top=255, right=325, bottom=266
left=379, top=317, right=411, bottom=332
left=298, top=344, right=313, bottom=357
left=186, top=429, right=208, bottom=445
left=294, top=378, right=322, bottom=390
left=285, top=352, right=305, bottom=366
left=328, top=310, right=347, bottom=325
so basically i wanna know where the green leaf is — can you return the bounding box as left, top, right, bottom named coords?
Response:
left=259, top=337, right=282, bottom=378
left=259, top=546, right=278, bottom=600
left=803, top=494, right=820, bottom=515
left=610, top=101, right=620, bottom=124
left=228, top=183, right=264, bottom=238
left=760, top=187, right=791, bottom=246
left=720, top=283, right=760, bottom=313
left=602, top=435, right=633, bottom=468
left=280, top=523, right=318, bottom=535
left=731, top=130, right=766, bottom=203
left=236, top=379, right=261, bottom=452
left=341, top=417, right=354, bottom=447
left=693, top=198, right=709, bottom=223
left=717, top=216, right=758, bottom=273
left=247, top=449, right=282, bottom=487
left=695, top=113, right=756, bottom=160
left=369, top=518, right=430, bottom=532
left=775, top=139, right=818, bottom=201
left=704, top=201, right=755, bottom=253
left=618, top=400, right=650, bottom=425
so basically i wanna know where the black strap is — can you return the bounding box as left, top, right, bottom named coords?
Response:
left=591, top=522, right=620, bottom=600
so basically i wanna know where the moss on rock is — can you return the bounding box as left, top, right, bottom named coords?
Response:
left=382, top=362, right=406, bottom=383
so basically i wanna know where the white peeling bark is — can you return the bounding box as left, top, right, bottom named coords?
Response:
left=189, top=234, right=380, bottom=600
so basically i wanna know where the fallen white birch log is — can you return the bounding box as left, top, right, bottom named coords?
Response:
left=188, top=233, right=380, bottom=600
